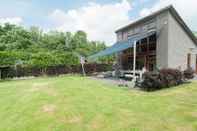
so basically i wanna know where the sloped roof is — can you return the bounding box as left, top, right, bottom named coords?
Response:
left=116, top=5, right=197, bottom=45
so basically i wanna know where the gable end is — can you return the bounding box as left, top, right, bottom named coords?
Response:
left=168, top=7, right=197, bottom=46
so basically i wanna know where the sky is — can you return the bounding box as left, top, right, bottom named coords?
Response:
left=0, top=0, right=196, bottom=45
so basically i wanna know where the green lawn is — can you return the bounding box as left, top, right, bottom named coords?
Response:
left=0, top=75, right=197, bottom=131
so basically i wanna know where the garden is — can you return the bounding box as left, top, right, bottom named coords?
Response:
left=0, top=75, right=197, bottom=131
left=0, top=23, right=197, bottom=131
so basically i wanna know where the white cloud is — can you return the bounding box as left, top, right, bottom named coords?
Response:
left=140, top=0, right=197, bottom=30
left=140, top=8, right=151, bottom=17
left=0, top=17, right=23, bottom=25
left=49, top=0, right=132, bottom=45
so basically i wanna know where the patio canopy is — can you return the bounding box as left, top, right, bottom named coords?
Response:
left=88, top=30, right=156, bottom=59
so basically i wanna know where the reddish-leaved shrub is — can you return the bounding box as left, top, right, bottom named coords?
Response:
left=159, top=68, right=183, bottom=87
left=141, top=68, right=183, bottom=91
left=183, top=68, right=195, bottom=79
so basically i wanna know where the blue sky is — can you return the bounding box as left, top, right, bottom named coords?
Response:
left=0, top=0, right=196, bottom=44
left=0, top=0, right=155, bottom=28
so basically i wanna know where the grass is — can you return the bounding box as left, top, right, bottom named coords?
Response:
left=0, top=75, right=197, bottom=131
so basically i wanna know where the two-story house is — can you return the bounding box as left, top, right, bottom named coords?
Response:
left=90, top=5, right=197, bottom=73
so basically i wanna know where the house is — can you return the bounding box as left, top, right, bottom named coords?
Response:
left=90, top=5, right=197, bottom=73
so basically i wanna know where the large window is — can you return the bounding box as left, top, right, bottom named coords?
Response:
left=121, top=33, right=157, bottom=71
left=140, top=38, right=148, bottom=52
left=149, top=34, right=157, bottom=51
left=149, top=55, right=156, bottom=71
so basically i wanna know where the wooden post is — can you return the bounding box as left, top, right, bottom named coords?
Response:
left=146, top=37, right=150, bottom=70
left=119, top=52, right=123, bottom=70
left=144, top=55, right=147, bottom=68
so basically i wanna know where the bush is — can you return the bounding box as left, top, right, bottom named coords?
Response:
left=159, top=68, right=183, bottom=87
left=183, top=68, right=195, bottom=79
left=0, top=63, right=112, bottom=79
left=141, top=68, right=183, bottom=91
left=141, top=72, right=162, bottom=91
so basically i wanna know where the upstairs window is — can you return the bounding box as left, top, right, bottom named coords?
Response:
left=117, top=32, right=123, bottom=41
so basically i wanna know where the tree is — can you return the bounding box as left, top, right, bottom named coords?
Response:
left=0, top=23, right=113, bottom=69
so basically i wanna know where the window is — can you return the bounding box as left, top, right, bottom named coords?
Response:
left=187, top=53, right=191, bottom=68
left=128, top=29, right=134, bottom=36
left=142, top=25, right=148, bottom=32
left=134, top=27, right=141, bottom=34
left=136, top=41, right=141, bottom=53
left=149, top=43, right=156, bottom=51
left=128, top=56, right=132, bottom=63
left=147, top=22, right=156, bottom=30
left=149, top=55, right=156, bottom=71
left=122, top=32, right=128, bottom=40
left=149, top=34, right=157, bottom=51
left=123, top=48, right=133, bottom=54
left=117, top=32, right=123, bottom=41
left=141, top=38, right=147, bottom=52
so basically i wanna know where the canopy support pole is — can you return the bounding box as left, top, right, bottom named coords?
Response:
left=132, top=40, right=137, bottom=83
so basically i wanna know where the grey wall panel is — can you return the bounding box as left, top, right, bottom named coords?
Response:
left=156, top=11, right=169, bottom=69
left=168, top=13, right=197, bottom=71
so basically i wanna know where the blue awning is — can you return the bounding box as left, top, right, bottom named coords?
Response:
left=88, top=41, right=131, bottom=59
left=89, top=31, right=156, bottom=59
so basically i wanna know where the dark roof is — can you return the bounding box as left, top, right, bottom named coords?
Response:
left=115, top=5, right=197, bottom=45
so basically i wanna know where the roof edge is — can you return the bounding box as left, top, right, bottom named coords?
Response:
left=115, top=5, right=173, bottom=33
left=169, top=6, right=197, bottom=45
left=115, top=5, right=197, bottom=45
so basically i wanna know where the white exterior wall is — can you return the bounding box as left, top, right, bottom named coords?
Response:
left=167, top=13, right=197, bottom=71
left=155, top=12, right=169, bottom=69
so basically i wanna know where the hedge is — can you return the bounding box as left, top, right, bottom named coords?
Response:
left=0, top=63, right=112, bottom=79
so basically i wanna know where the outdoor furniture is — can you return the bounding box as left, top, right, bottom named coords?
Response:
left=121, top=70, right=143, bottom=80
